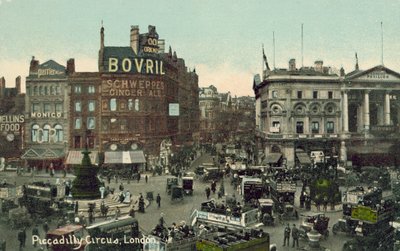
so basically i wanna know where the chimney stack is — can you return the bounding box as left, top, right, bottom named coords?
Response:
left=0, top=77, right=5, bottom=97
left=66, top=58, right=75, bottom=74
left=15, top=76, right=21, bottom=94
left=29, top=56, right=39, bottom=74
left=340, top=67, right=345, bottom=77
left=289, top=59, right=296, bottom=71
left=130, top=25, right=139, bottom=54
left=314, top=60, right=323, bottom=73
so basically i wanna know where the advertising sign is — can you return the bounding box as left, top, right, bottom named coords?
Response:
left=351, top=205, right=378, bottom=223
left=169, top=103, right=180, bottom=116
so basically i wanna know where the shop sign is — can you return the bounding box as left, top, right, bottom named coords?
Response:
left=107, top=57, right=165, bottom=75
left=102, top=79, right=165, bottom=97
left=0, top=115, right=24, bottom=132
left=351, top=205, right=377, bottom=223
left=31, top=112, right=62, bottom=118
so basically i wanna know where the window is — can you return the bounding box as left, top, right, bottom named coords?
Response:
left=74, top=136, right=81, bottom=149
left=102, top=120, right=109, bottom=131
left=54, top=124, right=63, bottom=142
left=120, top=100, right=126, bottom=111
left=272, top=91, right=278, bottom=98
left=102, top=100, right=108, bottom=111
left=326, top=121, right=334, bottom=133
left=311, top=122, right=319, bottom=133
left=328, top=91, right=333, bottom=99
left=87, top=136, right=95, bottom=149
left=88, top=101, right=95, bottom=112
left=297, top=91, right=302, bottom=99
left=32, top=103, right=41, bottom=113
left=74, top=85, right=81, bottom=94
left=31, top=124, right=40, bottom=142
left=272, top=121, right=280, bottom=128
left=88, top=85, right=95, bottom=94
left=44, top=103, right=51, bottom=113
left=110, top=118, right=118, bottom=130
left=33, top=86, right=38, bottom=96
left=313, top=91, right=318, bottom=99
left=128, top=99, right=134, bottom=110
left=75, top=101, right=81, bottom=112
left=120, top=119, right=127, bottom=131
left=56, top=86, right=61, bottom=95
left=271, top=121, right=280, bottom=133
left=39, top=86, right=44, bottom=95
left=134, top=99, right=140, bottom=111
left=55, top=103, right=63, bottom=113
left=44, top=86, right=49, bottom=95
left=296, top=121, right=304, bottom=133
left=75, top=118, right=82, bottom=129
left=43, top=124, right=50, bottom=142
left=110, top=98, right=117, bottom=111
left=87, top=117, right=95, bottom=129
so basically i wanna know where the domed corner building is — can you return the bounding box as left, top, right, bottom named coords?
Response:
left=254, top=57, right=400, bottom=168
left=66, top=24, right=200, bottom=172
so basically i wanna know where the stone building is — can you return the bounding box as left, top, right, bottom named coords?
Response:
left=253, top=58, right=400, bottom=167
left=97, top=25, right=199, bottom=168
left=22, top=57, right=71, bottom=169
left=0, top=76, right=25, bottom=161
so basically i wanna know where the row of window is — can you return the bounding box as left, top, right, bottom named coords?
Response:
left=74, top=117, right=96, bottom=129
left=28, top=86, right=62, bottom=96
left=74, top=85, right=96, bottom=94
left=31, top=124, right=63, bottom=142
left=272, top=90, right=334, bottom=99
left=272, top=121, right=335, bottom=134
left=75, top=100, right=96, bottom=112
left=32, top=103, right=63, bottom=113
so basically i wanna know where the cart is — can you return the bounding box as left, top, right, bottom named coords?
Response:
left=182, top=177, right=194, bottom=195
left=258, top=198, right=275, bottom=226
left=171, top=186, right=184, bottom=201
left=166, top=177, right=179, bottom=195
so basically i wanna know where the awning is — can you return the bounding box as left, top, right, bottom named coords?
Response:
left=21, top=147, right=65, bottom=160
left=104, top=151, right=146, bottom=164
left=65, top=151, right=99, bottom=165
left=264, top=153, right=282, bottom=164
left=296, top=152, right=311, bottom=164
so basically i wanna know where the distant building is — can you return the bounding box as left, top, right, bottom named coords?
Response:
left=254, top=57, right=400, bottom=167
left=0, top=76, right=25, bottom=160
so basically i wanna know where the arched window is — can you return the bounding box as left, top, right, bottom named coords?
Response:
left=54, top=124, right=63, bottom=142
left=43, top=124, right=50, bottom=142
left=44, top=86, right=49, bottom=95
left=33, top=86, right=38, bottom=96
left=32, top=124, right=40, bottom=142
left=39, top=86, right=44, bottom=95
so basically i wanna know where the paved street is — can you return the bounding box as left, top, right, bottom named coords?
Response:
left=0, top=153, right=357, bottom=250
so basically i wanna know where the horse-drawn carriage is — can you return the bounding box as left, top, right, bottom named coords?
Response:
left=182, top=176, right=194, bottom=195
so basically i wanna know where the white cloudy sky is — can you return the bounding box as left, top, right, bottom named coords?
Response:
left=0, top=0, right=400, bottom=96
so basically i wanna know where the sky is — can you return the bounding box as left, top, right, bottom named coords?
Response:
left=0, top=0, right=400, bottom=97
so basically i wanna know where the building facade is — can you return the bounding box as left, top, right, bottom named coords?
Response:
left=22, top=57, right=72, bottom=169
left=254, top=58, right=400, bottom=167
left=0, top=76, right=25, bottom=162
left=97, top=25, right=199, bottom=167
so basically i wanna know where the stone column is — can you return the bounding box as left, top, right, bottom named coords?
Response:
left=384, top=92, right=391, bottom=125
left=363, top=91, right=370, bottom=130
left=343, top=91, right=349, bottom=132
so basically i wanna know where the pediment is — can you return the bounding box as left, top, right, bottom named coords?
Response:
left=346, top=65, right=400, bottom=82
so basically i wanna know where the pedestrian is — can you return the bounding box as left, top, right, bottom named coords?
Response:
left=32, top=225, right=40, bottom=242
left=292, top=224, right=299, bottom=248
left=107, top=175, right=111, bottom=184
left=115, top=206, right=121, bottom=220
left=43, top=221, right=49, bottom=235
left=156, top=193, right=161, bottom=208
left=18, top=227, right=27, bottom=249
left=74, top=201, right=79, bottom=214
left=211, top=181, right=216, bottom=194
left=323, top=196, right=328, bottom=212
left=145, top=175, right=148, bottom=183
left=129, top=207, right=135, bottom=218
left=205, top=187, right=211, bottom=200
left=283, top=223, right=291, bottom=247
left=137, top=172, right=141, bottom=183
left=119, top=183, right=124, bottom=192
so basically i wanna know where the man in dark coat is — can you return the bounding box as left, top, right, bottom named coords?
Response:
left=283, top=223, right=291, bottom=247
left=292, top=224, right=299, bottom=248
left=205, top=187, right=211, bottom=199
left=18, top=228, right=27, bottom=248
left=156, top=193, right=161, bottom=208
left=32, top=225, right=40, bottom=247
